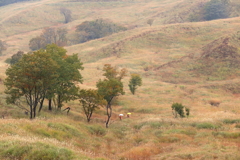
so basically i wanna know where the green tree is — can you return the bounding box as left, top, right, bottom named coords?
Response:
left=96, top=64, right=127, bottom=128
left=79, top=89, right=106, bottom=122
left=10, top=51, right=24, bottom=65
left=128, top=73, right=142, bottom=95
left=29, top=36, right=46, bottom=51
left=203, top=0, right=229, bottom=21
left=45, top=44, right=84, bottom=110
left=76, top=19, right=127, bottom=43
left=60, top=8, right=72, bottom=24
left=147, top=19, right=154, bottom=26
left=29, top=27, right=68, bottom=51
left=4, top=51, right=59, bottom=119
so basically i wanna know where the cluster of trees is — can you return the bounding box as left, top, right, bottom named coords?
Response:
left=29, top=27, right=67, bottom=51
left=0, top=0, right=31, bottom=6
left=189, top=0, right=230, bottom=22
left=4, top=45, right=142, bottom=128
left=75, top=19, right=127, bottom=43
left=4, top=44, right=83, bottom=119
left=203, top=0, right=229, bottom=21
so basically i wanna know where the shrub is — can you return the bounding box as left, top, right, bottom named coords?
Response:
left=171, top=103, right=190, bottom=118
left=208, top=99, right=221, bottom=107
left=235, top=124, right=240, bottom=128
left=0, top=141, right=75, bottom=160
left=212, top=132, right=240, bottom=139
left=195, top=122, right=220, bottom=129
left=223, top=119, right=240, bottom=124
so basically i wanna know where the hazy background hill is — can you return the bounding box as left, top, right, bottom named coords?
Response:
left=0, top=0, right=240, bottom=159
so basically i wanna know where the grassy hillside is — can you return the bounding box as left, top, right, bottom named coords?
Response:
left=0, top=0, right=240, bottom=159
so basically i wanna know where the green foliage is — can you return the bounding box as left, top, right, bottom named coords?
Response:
left=9, top=51, right=24, bottom=65
left=171, top=103, right=190, bottom=118
left=0, top=141, right=74, bottom=160
left=212, top=131, right=240, bottom=139
left=147, top=19, right=154, bottom=26
left=96, top=64, right=127, bottom=128
left=78, top=89, right=106, bottom=122
left=76, top=19, right=127, bottom=43
left=45, top=44, right=84, bottom=109
left=194, top=122, right=221, bottom=129
left=29, top=36, right=46, bottom=51
left=29, top=27, right=68, bottom=51
left=203, top=0, right=229, bottom=21
left=223, top=119, right=240, bottom=124
left=97, top=64, right=126, bottom=103
left=4, top=50, right=59, bottom=118
left=4, top=44, right=84, bottom=117
left=128, top=73, right=142, bottom=95
left=4, top=58, right=11, bottom=64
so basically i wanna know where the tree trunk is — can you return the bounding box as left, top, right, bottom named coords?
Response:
left=57, top=94, right=62, bottom=109
left=48, top=99, right=52, bottom=111
left=30, top=105, right=33, bottom=119
left=105, top=103, right=112, bottom=128
left=38, top=98, right=45, bottom=113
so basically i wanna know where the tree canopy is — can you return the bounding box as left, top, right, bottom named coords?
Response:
left=96, top=64, right=127, bottom=128
left=29, top=27, right=68, bottom=51
left=4, top=50, right=59, bottom=119
left=79, top=89, right=106, bottom=122
left=4, top=44, right=84, bottom=118
left=128, top=73, right=142, bottom=95
left=76, top=19, right=127, bottom=43
left=203, top=0, right=229, bottom=21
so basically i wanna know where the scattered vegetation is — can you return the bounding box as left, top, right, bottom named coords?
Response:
left=60, top=8, right=72, bottom=24
left=128, top=73, right=142, bottom=95
left=171, top=103, right=190, bottom=118
left=9, top=51, right=24, bottom=65
left=96, top=64, right=127, bottom=128
left=75, top=19, right=127, bottom=43
left=78, top=89, right=106, bottom=122
left=4, top=44, right=83, bottom=118
left=29, top=27, right=68, bottom=50
left=0, top=40, right=7, bottom=56
left=147, top=19, right=154, bottom=26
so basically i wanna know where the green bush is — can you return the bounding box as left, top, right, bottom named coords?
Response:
left=171, top=103, right=190, bottom=118
left=212, top=132, right=240, bottom=139
left=0, top=141, right=75, bottom=160
left=195, top=122, right=220, bottom=129
left=223, top=119, right=240, bottom=124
